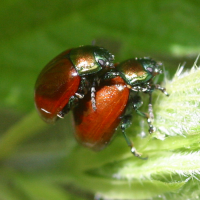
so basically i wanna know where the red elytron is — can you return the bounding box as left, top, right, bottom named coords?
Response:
left=73, top=76, right=129, bottom=151
left=35, top=49, right=81, bottom=123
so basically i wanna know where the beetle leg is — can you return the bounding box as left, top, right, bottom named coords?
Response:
left=121, top=115, right=147, bottom=159
left=75, top=93, right=84, bottom=99
left=131, top=85, right=149, bottom=92
left=132, top=95, right=155, bottom=134
left=147, top=93, right=155, bottom=133
left=103, top=71, right=120, bottom=80
left=91, top=82, right=96, bottom=111
left=122, top=129, right=148, bottom=160
left=148, top=93, right=154, bottom=120
left=57, top=106, right=70, bottom=119
left=155, top=84, right=169, bottom=96
left=58, top=94, right=80, bottom=118
left=57, top=111, right=65, bottom=119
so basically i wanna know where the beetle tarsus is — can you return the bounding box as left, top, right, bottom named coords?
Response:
left=75, top=93, right=84, bottom=99
left=131, top=147, right=148, bottom=160
left=121, top=127, right=147, bottom=159
left=57, top=112, right=65, bottom=119
left=148, top=123, right=155, bottom=133
left=155, top=84, right=169, bottom=96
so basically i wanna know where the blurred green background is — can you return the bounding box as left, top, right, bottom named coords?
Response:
left=0, top=0, right=200, bottom=199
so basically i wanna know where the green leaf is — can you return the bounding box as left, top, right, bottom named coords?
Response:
left=154, top=58, right=200, bottom=138
left=94, top=181, right=185, bottom=200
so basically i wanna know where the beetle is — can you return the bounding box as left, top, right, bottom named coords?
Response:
left=34, top=45, right=114, bottom=123
left=106, top=57, right=169, bottom=133
left=72, top=58, right=169, bottom=157
left=73, top=76, right=129, bottom=151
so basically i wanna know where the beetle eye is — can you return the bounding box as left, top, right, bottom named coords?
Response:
left=98, top=59, right=106, bottom=66
left=146, top=67, right=153, bottom=73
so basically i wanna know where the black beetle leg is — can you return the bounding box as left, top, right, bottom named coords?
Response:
left=57, top=93, right=83, bottom=119
left=132, top=95, right=155, bottom=134
left=57, top=105, right=71, bottom=119
left=121, top=115, right=148, bottom=159
left=57, top=111, right=65, bottom=119
left=122, top=129, right=148, bottom=160
left=103, top=71, right=120, bottom=80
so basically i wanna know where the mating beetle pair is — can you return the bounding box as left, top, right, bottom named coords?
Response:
left=34, top=45, right=168, bottom=157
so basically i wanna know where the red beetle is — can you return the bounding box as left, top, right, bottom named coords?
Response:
left=72, top=58, right=168, bottom=156
left=34, top=45, right=114, bottom=123
left=73, top=76, right=130, bottom=151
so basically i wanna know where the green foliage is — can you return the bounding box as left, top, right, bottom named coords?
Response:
left=0, top=0, right=200, bottom=199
